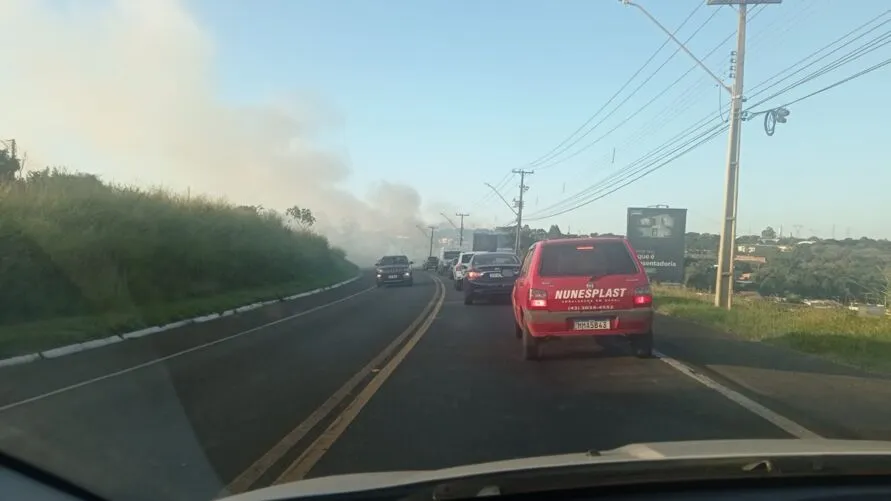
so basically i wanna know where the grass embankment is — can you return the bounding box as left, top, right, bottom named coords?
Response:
left=0, top=169, right=357, bottom=357
left=654, top=286, right=891, bottom=372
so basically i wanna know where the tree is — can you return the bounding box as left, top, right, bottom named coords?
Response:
left=238, top=205, right=263, bottom=214
left=286, top=205, right=316, bottom=229
left=685, top=262, right=715, bottom=291
left=547, top=224, right=563, bottom=239
left=761, top=226, right=777, bottom=240
left=0, top=148, right=21, bottom=182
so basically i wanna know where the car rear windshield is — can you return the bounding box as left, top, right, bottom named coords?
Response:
left=460, top=253, right=474, bottom=263
left=443, top=251, right=460, bottom=260
left=379, top=256, right=409, bottom=265
left=473, top=253, right=519, bottom=266
left=538, top=241, right=638, bottom=277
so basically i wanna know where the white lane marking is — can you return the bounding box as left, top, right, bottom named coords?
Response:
left=0, top=285, right=377, bottom=413
left=655, top=350, right=822, bottom=439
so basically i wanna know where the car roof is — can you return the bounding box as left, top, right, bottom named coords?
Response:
left=381, top=255, right=408, bottom=258
left=537, top=236, right=627, bottom=247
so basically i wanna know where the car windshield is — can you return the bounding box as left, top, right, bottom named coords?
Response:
left=2, top=2, right=883, bottom=501
left=539, top=241, right=638, bottom=277
left=473, top=253, right=519, bottom=266
left=379, top=256, right=409, bottom=266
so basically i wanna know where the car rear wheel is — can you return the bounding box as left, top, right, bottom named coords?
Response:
left=630, top=331, right=654, bottom=358
left=407, top=278, right=414, bottom=287
left=522, top=324, right=540, bottom=361
left=463, top=292, right=474, bottom=305
left=514, top=321, right=522, bottom=339
left=455, top=279, right=463, bottom=291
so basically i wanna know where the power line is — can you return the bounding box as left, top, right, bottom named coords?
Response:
left=742, top=27, right=891, bottom=116
left=522, top=2, right=704, bottom=170
left=525, top=111, right=722, bottom=218
left=526, top=122, right=729, bottom=221
left=471, top=171, right=513, bottom=208
left=533, top=5, right=721, bottom=171
left=523, top=6, right=885, bottom=222
left=479, top=2, right=767, bottom=212
left=526, top=118, right=727, bottom=220
left=746, top=13, right=891, bottom=103
left=748, top=55, right=891, bottom=116
left=531, top=5, right=770, bottom=175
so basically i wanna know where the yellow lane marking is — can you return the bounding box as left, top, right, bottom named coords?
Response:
left=274, top=277, right=446, bottom=483
left=223, top=275, right=443, bottom=495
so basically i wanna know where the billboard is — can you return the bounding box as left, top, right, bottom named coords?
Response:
left=626, top=207, right=687, bottom=283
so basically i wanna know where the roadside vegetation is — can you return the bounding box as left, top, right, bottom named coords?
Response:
left=654, top=286, right=891, bottom=373
left=0, top=168, right=356, bottom=357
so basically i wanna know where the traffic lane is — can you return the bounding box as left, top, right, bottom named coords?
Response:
left=654, top=314, right=891, bottom=440
left=309, top=287, right=790, bottom=478
left=0, top=271, right=376, bottom=405
left=0, top=274, right=437, bottom=501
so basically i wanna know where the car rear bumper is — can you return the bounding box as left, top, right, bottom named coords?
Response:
left=465, top=281, right=515, bottom=295
left=523, top=307, right=653, bottom=338
left=377, top=274, right=412, bottom=284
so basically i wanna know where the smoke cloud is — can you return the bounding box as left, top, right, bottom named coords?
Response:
left=0, top=0, right=430, bottom=266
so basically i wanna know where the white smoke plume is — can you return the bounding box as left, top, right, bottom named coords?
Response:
left=0, top=0, right=430, bottom=266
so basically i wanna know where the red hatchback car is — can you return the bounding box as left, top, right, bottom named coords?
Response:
left=511, top=237, right=654, bottom=360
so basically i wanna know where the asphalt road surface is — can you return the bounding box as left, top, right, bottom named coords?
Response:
left=2, top=270, right=891, bottom=501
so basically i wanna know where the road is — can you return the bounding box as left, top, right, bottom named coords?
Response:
left=2, top=270, right=891, bottom=501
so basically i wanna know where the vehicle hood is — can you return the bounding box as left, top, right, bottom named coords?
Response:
left=218, top=439, right=891, bottom=501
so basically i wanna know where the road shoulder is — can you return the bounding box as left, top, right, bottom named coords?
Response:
left=0, top=272, right=377, bottom=404
left=655, top=314, right=891, bottom=440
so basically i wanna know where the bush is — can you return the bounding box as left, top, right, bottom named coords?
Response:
left=0, top=168, right=355, bottom=326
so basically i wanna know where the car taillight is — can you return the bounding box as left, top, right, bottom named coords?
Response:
left=633, top=285, right=653, bottom=307
left=467, top=270, right=481, bottom=280
left=528, top=288, right=548, bottom=309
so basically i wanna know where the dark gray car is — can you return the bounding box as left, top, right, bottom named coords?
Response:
left=375, top=255, right=413, bottom=287
left=463, top=252, right=520, bottom=304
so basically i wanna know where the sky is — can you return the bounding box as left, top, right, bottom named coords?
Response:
left=3, top=0, right=889, bottom=245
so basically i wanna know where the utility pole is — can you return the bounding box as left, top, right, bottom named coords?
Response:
left=622, top=0, right=780, bottom=309
left=512, top=169, right=533, bottom=253
left=427, top=225, right=436, bottom=258
left=455, top=212, right=470, bottom=247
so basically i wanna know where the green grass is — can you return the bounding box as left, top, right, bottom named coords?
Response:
left=0, top=168, right=357, bottom=358
left=654, top=286, right=891, bottom=372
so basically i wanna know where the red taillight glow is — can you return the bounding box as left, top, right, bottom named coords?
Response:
left=467, top=270, right=482, bottom=280
left=528, top=288, right=548, bottom=309
left=633, top=294, right=653, bottom=306
left=633, top=285, right=653, bottom=307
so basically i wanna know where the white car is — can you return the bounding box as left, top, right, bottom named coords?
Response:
left=453, top=251, right=478, bottom=290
